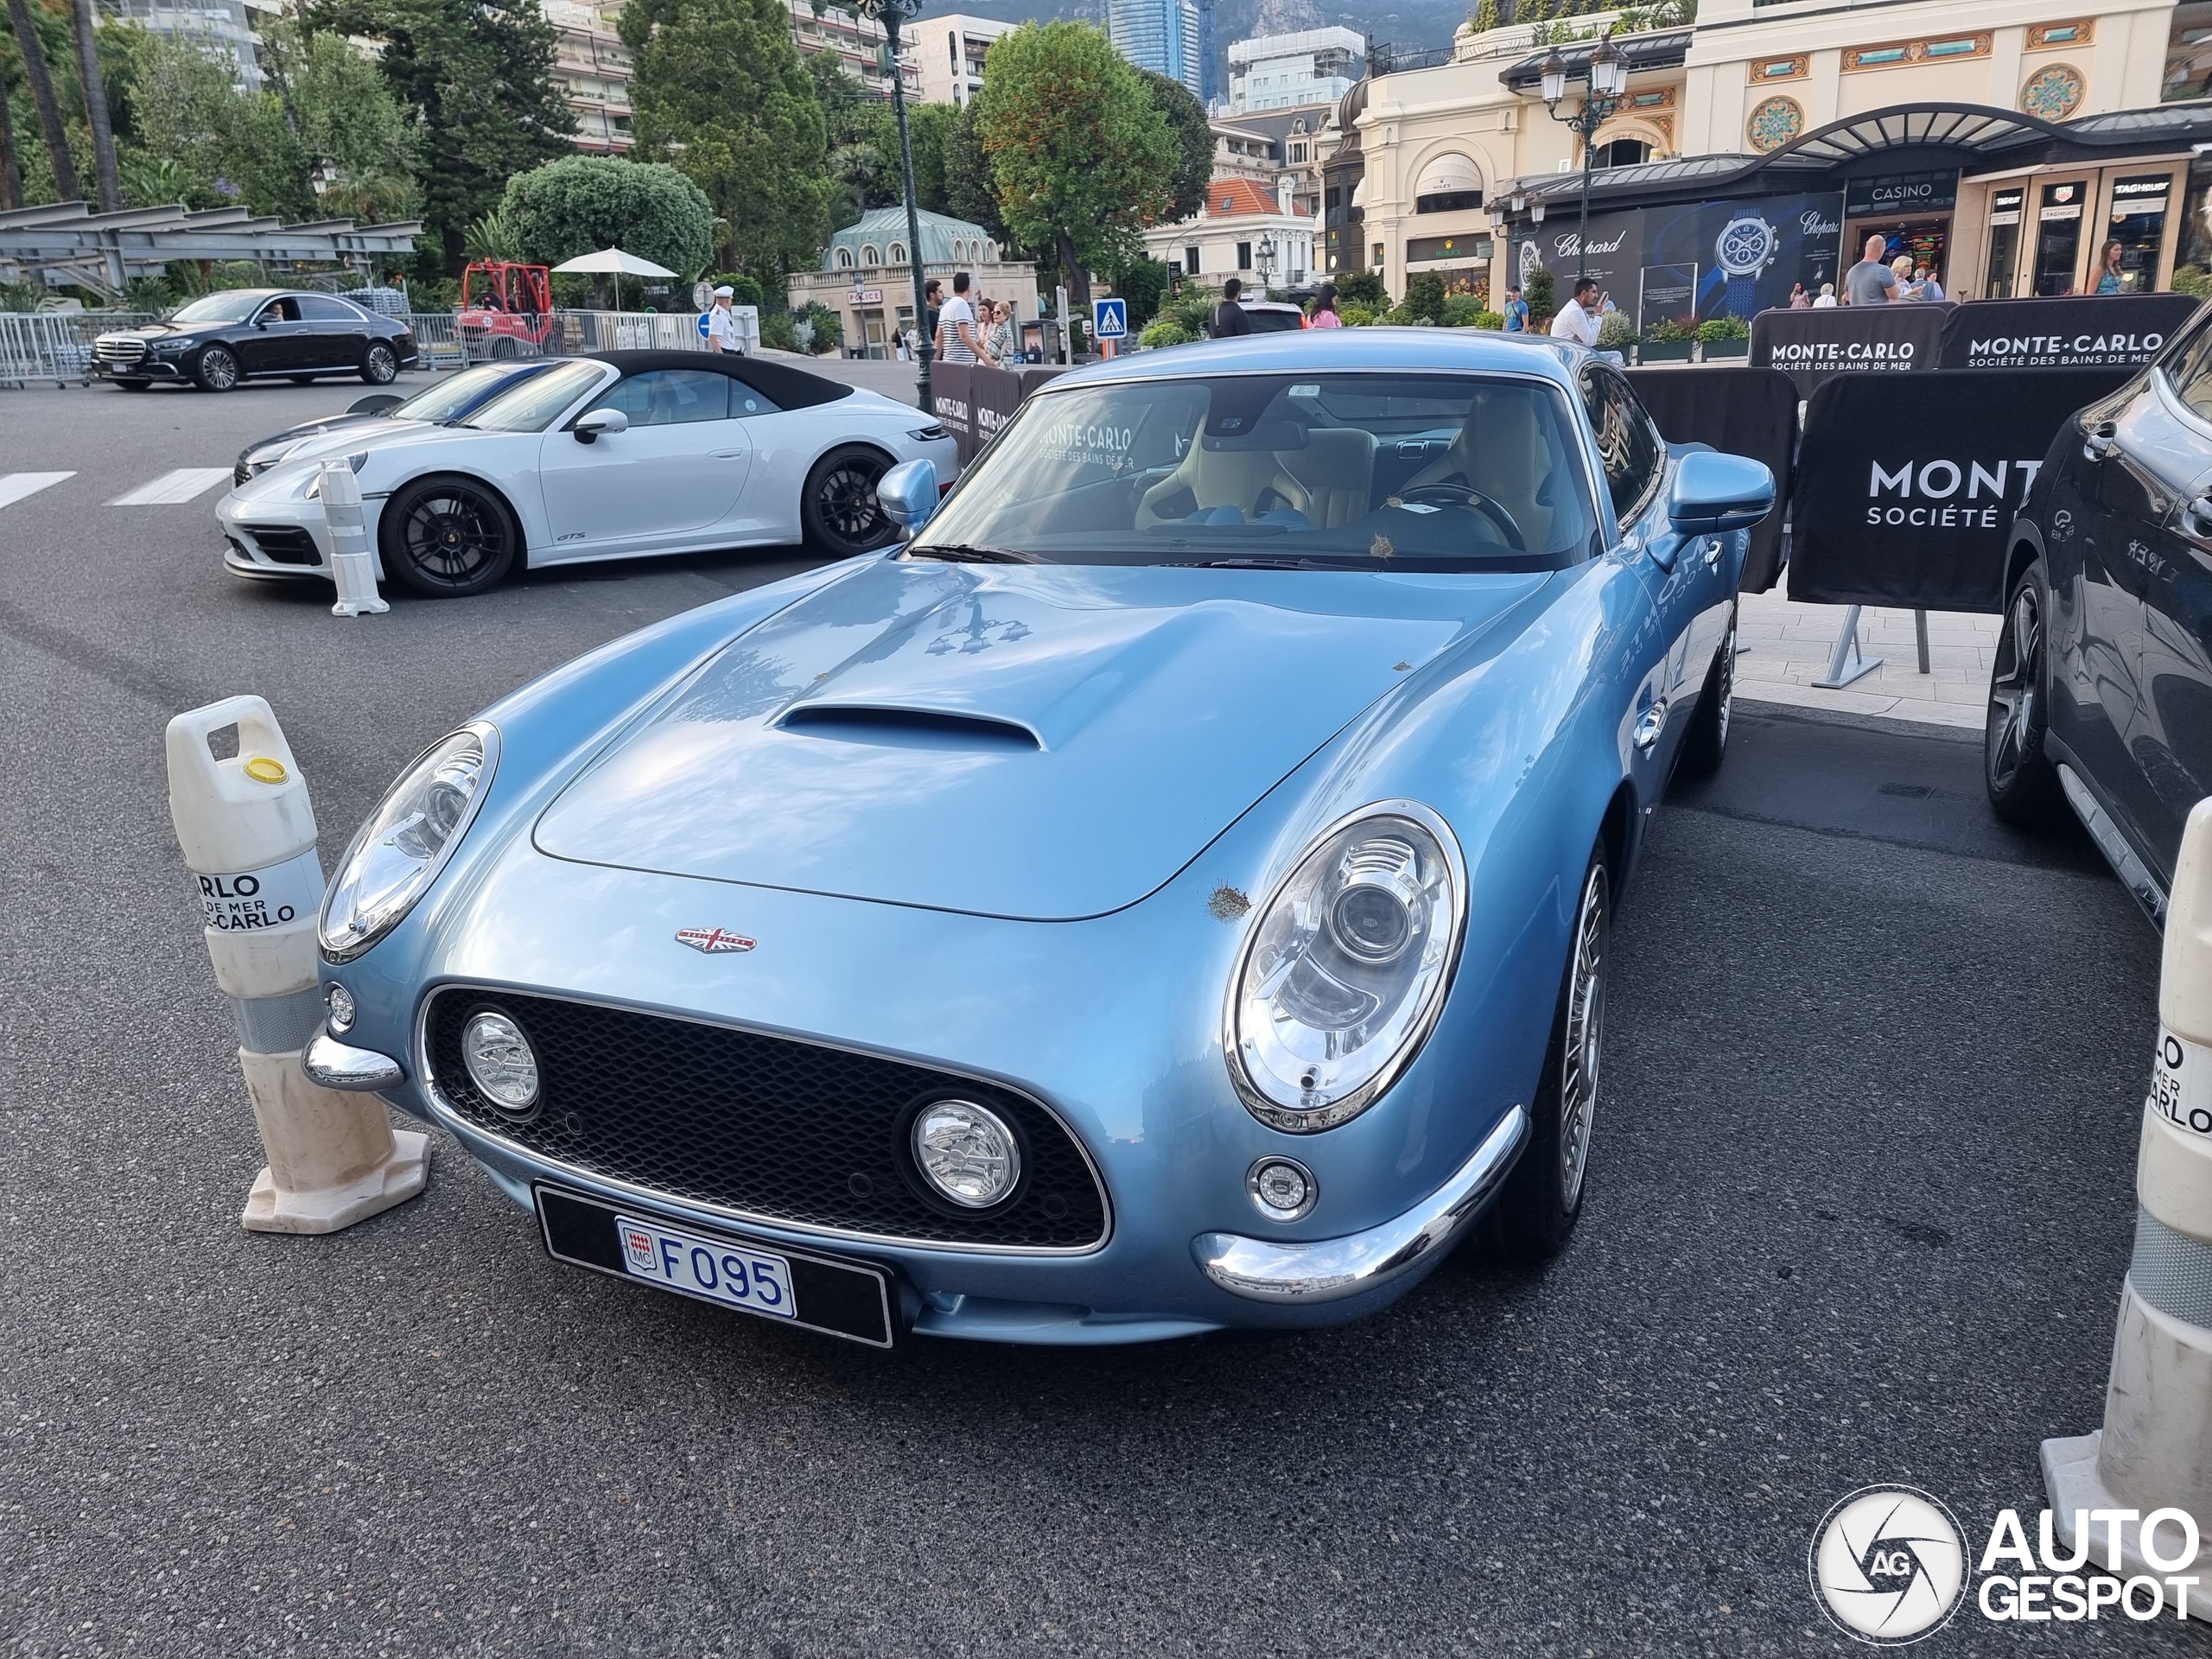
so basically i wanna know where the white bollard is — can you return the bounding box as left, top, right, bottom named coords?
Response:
left=2043, top=795, right=2212, bottom=1598
left=320, top=460, right=389, bottom=618
left=167, top=696, right=428, bottom=1233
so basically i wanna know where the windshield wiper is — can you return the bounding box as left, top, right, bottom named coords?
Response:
left=906, top=543, right=1039, bottom=564
left=1166, top=555, right=1342, bottom=569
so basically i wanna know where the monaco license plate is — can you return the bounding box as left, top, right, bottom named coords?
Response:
left=535, top=1185, right=895, bottom=1347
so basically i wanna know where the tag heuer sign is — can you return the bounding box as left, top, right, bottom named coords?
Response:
left=1842, top=172, right=1957, bottom=219
left=847, top=288, right=884, bottom=305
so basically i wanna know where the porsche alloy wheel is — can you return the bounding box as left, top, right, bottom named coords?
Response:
left=361, top=342, right=399, bottom=385
left=195, top=346, right=238, bottom=392
left=1486, top=849, right=1609, bottom=1260
left=802, top=445, right=896, bottom=557
left=382, top=476, right=518, bottom=597
left=1985, top=559, right=2064, bottom=826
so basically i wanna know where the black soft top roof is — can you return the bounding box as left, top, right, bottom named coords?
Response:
left=581, top=349, right=855, bottom=410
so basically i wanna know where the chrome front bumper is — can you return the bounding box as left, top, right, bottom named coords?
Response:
left=1192, top=1106, right=1529, bottom=1303
left=303, top=1032, right=403, bottom=1090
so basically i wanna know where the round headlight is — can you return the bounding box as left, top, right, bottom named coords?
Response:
left=1226, top=803, right=1465, bottom=1133
left=911, top=1099, right=1020, bottom=1208
left=324, top=982, right=357, bottom=1033
left=320, top=725, right=498, bottom=962
left=1248, top=1157, right=1318, bottom=1221
left=461, top=1009, right=538, bottom=1114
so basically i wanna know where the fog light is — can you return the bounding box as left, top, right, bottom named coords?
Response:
left=1248, top=1157, right=1317, bottom=1221
left=912, top=1099, right=1020, bottom=1208
left=324, top=982, right=356, bottom=1033
left=461, top=1008, right=538, bottom=1114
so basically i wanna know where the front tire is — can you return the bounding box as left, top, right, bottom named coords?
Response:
left=1485, top=849, right=1610, bottom=1261
left=1986, top=557, right=2065, bottom=826
left=360, top=342, right=399, bottom=385
left=380, top=475, right=518, bottom=597
left=801, top=445, right=896, bottom=556
left=194, top=346, right=238, bottom=392
left=1675, top=602, right=1736, bottom=779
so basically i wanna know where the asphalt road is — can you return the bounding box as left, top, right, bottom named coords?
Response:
left=0, top=376, right=2188, bottom=1656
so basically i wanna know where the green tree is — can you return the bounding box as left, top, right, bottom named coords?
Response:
left=500, top=154, right=714, bottom=276
left=972, top=21, right=1173, bottom=315
left=1335, top=268, right=1387, bottom=307
left=5, top=0, right=76, bottom=200
left=106, top=29, right=308, bottom=217
left=264, top=23, right=423, bottom=222
left=621, top=0, right=829, bottom=276
left=940, top=98, right=1006, bottom=244
left=1471, top=0, right=1499, bottom=29
left=1402, top=269, right=1448, bottom=323
left=1522, top=264, right=1554, bottom=324
left=1135, top=66, right=1210, bottom=225
left=1108, top=253, right=1168, bottom=329
left=303, top=0, right=573, bottom=272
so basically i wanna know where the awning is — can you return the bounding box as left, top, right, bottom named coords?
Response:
left=1414, top=152, right=1484, bottom=198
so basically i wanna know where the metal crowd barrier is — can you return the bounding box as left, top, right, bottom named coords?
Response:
left=0, top=310, right=158, bottom=388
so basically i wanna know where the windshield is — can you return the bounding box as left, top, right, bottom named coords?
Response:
left=391, top=361, right=550, bottom=423
left=168, top=291, right=270, bottom=324
left=911, top=371, right=1601, bottom=569
left=460, top=359, right=607, bottom=433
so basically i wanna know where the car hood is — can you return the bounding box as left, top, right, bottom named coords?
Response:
left=246, top=410, right=387, bottom=458
left=104, top=320, right=226, bottom=342
left=531, top=556, right=1547, bottom=919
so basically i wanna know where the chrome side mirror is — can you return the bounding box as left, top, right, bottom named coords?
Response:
left=877, top=458, right=939, bottom=531
left=1668, top=450, right=1774, bottom=537
left=574, top=407, right=628, bottom=444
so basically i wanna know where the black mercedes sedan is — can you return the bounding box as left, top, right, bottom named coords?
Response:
left=1985, top=302, right=2212, bottom=925
left=93, top=289, right=419, bottom=392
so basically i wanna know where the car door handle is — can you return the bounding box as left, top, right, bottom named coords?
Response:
left=2185, top=494, right=2212, bottom=540
left=2083, top=420, right=2117, bottom=461
left=1633, top=701, right=1669, bottom=753
left=713, top=449, right=745, bottom=459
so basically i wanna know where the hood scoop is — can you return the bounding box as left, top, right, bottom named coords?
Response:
left=776, top=704, right=1042, bottom=751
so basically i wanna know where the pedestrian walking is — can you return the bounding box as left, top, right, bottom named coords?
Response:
left=894, top=323, right=913, bottom=362
left=937, top=271, right=981, bottom=365
left=1209, top=277, right=1254, bottom=338
left=1307, top=283, right=1343, bottom=328
left=705, top=285, right=743, bottom=354
left=2094, top=239, right=2126, bottom=294
left=1502, top=284, right=1529, bottom=333
left=1789, top=282, right=1810, bottom=308
left=1548, top=276, right=1602, bottom=346
left=1841, top=234, right=1898, bottom=305
left=1812, top=283, right=1838, bottom=308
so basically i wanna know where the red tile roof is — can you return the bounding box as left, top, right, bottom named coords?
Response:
left=1206, top=178, right=1281, bottom=218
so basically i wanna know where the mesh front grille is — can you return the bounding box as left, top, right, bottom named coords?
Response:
left=424, top=988, right=1109, bottom=1250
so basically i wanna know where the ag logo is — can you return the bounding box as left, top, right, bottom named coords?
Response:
left=1809, top=1485, right=1968, bottom=1644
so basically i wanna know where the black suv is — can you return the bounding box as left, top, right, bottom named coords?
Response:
left=1986, top=303, right=2212, bottom=922
left=92, top=288, right=419, bottom=392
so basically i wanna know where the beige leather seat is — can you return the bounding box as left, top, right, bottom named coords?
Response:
left=1136, top=426, right=1377, bottom=531
left=1402, top=386, right=1554, bottom=552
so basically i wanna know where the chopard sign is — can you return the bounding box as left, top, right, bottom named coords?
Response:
left=1550, top=231, right=1628, bottom=258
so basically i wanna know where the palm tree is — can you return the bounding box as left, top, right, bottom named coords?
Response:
left=68, top=0, right=119, bottom=210
left=3, top=0, right=77, bottom=200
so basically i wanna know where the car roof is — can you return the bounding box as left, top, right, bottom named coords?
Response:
left=1061, top=327, right=1590, bottom=389
left=579, top=349, right=855, bottom=410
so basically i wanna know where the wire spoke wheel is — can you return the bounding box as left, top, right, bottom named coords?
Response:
left=1986, top=582, right=2041, bottom=791
left=1557, top=861, right=1608, bottom=1211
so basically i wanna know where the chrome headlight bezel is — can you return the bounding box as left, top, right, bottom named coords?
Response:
left=318, top=722, right=499, bottom=963
left=1223, top=800, right=1468, bottom=1134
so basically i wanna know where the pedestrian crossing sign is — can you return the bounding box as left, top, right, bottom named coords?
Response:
left=1092, top=298, right=1128, bottom=340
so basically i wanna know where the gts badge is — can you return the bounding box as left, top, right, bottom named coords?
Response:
left=556, top=531, right=587, bottom=542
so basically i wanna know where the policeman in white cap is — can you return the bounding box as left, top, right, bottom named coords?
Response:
left=706, top=284, right=743, bottom=355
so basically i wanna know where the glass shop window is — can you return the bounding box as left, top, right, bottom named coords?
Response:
left=2101, top=175, right=2171, bottom=294
left=1983, top=188, right=2023, bottom=298
left=2031, top=181, right=2088, bottom=296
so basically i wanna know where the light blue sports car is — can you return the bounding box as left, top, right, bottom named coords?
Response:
left=305, top=329, right=1774, bottom=1347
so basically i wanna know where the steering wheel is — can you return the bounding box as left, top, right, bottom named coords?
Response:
left=1396, top=483, right=1526, bottom=550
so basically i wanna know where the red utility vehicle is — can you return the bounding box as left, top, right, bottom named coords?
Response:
left=456, top=262, right=555, bottom=355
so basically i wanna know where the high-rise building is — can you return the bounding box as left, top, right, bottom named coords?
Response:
left=544, top=0, right=635, bottom=155
left=98, top=0, right=275, bottom=90
left=1226, top=27, right=1363, bottom=115
left=1108, top=0, right=1203, bottom=98
left=782, top=0, right=921, bottom=101
left=911, top=12, right=1014, bottom=107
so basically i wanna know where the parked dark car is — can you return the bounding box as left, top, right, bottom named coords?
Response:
left=232, top=359, right=558, bottom=486
left=1986, top=305, right=2212, bottom=924
left=94, top=289, right=418, bottom=392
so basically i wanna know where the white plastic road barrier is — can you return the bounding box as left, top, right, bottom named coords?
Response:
left=320, top=460, right=388, bottom=618
left=2044, top=795, right=2212, bottom=1599
left=166, top=696, right=427, bottom=1232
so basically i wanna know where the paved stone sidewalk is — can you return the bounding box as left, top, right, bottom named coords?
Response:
left=1736, top=587, right=1998, bottom=731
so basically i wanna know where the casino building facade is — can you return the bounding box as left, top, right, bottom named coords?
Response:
left=1319, top=0, right=2207, bottom=315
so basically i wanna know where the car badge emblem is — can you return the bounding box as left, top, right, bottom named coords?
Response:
left=676, top=927, right=755, bottom=954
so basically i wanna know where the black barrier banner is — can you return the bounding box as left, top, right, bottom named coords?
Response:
left=1748, top=304, right=1949, bottom=397
left=929, top=361, right=976, bottom=463
left=1937, top=293, right=2199, bottom=370
left=969, top=364, right=1026, bottom=456
left=1787, top=367, right=2132, bottom=613
left=1624, top=365, right=1797, bottom=593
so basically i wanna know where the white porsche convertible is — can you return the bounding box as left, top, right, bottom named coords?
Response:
left=217, top=351, right=958, bottom=596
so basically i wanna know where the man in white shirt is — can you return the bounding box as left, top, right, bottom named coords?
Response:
left=1811, top=283, right=1838, bottom=308
left=705, top=285, right=744, bottom=354
left=1548, top=276, right=1603, bottom=346
left=937, top=270, right=980, bottom=365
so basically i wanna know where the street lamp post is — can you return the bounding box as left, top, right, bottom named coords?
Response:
left=854, top=0, right=933, bottom=415
left=1539, top=32, right=1628, bottom=283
